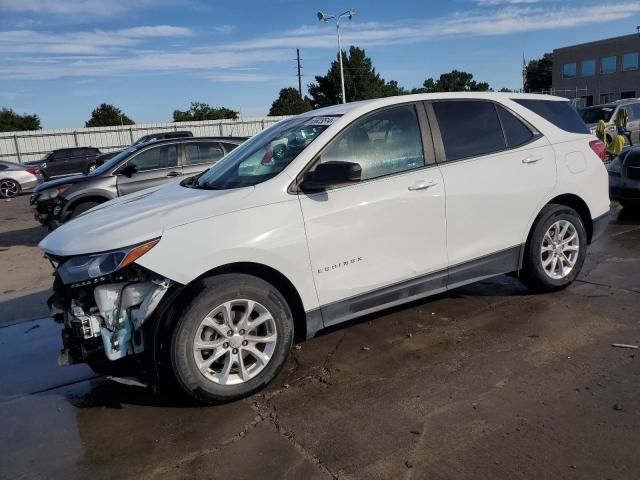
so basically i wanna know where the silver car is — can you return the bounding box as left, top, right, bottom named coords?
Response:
left=0, top=160, right=43, bottom=198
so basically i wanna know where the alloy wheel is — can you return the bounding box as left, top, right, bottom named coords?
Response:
left=192, top=299, right=277, bottom=385
left=0, top=180, right=19, bottom=198
left=540, top=220, right=580, bottom=280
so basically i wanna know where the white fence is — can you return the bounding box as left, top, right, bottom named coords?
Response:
left=0, top=117, right=286, bottom=164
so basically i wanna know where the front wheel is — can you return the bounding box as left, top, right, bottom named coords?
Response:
left=170, top=274, right=294, bottom=404
left=520, top=204, right=587, bottom=292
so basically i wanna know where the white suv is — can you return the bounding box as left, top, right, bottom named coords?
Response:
left=40, top=93, right=610, bottom=403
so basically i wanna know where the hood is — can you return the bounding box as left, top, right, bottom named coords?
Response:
left=39, top=181, right=254, bottom=256
left=35, top=174, right=89, bottom=193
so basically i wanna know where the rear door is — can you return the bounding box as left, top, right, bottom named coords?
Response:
left=115, top=143, right=182, bottom=196
left=46, top=150, right=69, bottom=177
left=183, top=141, right=225, bottom=178
left=428, top=100, right=556, bottom=284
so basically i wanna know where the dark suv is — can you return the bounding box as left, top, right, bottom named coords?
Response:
left=25, top=147, right=102, bottom=179
left=31, top=136, right=246, bottom=229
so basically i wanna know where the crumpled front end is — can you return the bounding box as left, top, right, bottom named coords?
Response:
left=48, top=254, right=173, bottom=381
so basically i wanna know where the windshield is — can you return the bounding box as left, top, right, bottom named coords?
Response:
left=193, top=116, right=336, bottom=189
left=579, top=106, right=615, bottom=124
left=90, top=147, right=136, bottom=176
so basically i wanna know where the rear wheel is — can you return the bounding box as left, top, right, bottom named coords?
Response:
left=520, top=204, right=587, bottom=292
left=170, top=274, right=294, bottom=404
left=0, top=179, right=20, bottom=198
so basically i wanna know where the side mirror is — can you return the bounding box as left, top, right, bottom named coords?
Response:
left=300, top=161, right=362, bottom=192
left=118, top=164, right=138, bottom=177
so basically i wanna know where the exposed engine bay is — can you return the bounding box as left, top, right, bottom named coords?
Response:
left=48, top=254, right=173, bottom=379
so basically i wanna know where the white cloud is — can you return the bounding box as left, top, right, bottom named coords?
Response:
left=473, top=0, right=545, bottom=5
left=213, top=25, right=237, bottom=34
left=0, top=0, right=166, bottom=16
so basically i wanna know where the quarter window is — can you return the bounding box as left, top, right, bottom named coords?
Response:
left=126, top=145, right=178, bottom=172
left=623, top=52, right=639, bottom=71
left=563, top=63, right=577, bottom=78
left=601, top=56, right=617, bottom=74
left=320, top=105, right=425, bottom=180
left=433, top=101, right=505, bottom=161
left=185, top=142, right=224, bottom=166
left=496, top=106, right=534, bottom=147
left=581, top=60, right=595, bottom=77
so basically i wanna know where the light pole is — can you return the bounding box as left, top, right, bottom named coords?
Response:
left=317, top=8, right=356, bottom=104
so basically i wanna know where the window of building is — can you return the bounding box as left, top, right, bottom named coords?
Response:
left=621, top=91, right=636, bottom=99
left=600, top=93, right=614, bottom=104
left=601, top=56, right=617, bottom=74
left=433, top=101, right=506, bottom=161
left=622, top=52, right=639, bottom=71
left=321, top=105, right=425, bottom=180
left=581, top=60, right=596, bottom=77
left=563, top=63, right=577, bottom=78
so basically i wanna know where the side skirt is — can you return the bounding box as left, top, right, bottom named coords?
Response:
left=305, top=245, right=523, bottom=339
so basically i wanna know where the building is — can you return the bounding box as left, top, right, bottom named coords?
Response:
left=552, top=33, right=640, bottom=108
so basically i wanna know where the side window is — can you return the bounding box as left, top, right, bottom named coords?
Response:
left=496, top=106, right=535, bottom=148
left=320, top=105, right=425, bottom=181
left=126, top=145, right=178, bottom=172
left=222, top=142, right=240, bottom=153
left=628, top=104, right=640, bottom=121
left=0, top=164, right=7, bottom=171
left=185, top=142, right=224, bottom=166
left=433, top=101, right=506, bottom=161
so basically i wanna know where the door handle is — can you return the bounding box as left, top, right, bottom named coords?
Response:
left=522, top=156, right=542, bottom=164
left=408, top=180, right=438, bottom=191
left=166, top=171, right=180, bottom=177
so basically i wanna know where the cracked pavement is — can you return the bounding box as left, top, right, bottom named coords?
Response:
left=1, top=195, right=639, bottom=479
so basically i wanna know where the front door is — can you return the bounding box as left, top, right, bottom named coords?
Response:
left=116, top=143, right=182, bottom=196
left=627, top=103, right=640, bottom=145
left=298, top=104, right=448, bottom=325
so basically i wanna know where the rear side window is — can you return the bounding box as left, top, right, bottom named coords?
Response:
left=496, top=106, right=534, bottom=147
left=515, top=99, right=589, bottom=134
left=185, top=142, right=224, bottom=165
left=433, top=101, right=505, bottom=161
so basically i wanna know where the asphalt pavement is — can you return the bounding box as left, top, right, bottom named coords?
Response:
left=1, top=195, right=639, bottom=480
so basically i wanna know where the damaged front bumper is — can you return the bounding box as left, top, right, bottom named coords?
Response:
left=31, top=194, right=67, bottom=228
left=50, top=263, right=173, bottom=382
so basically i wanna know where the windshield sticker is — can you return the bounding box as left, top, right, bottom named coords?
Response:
left=305, top=116, right=338, bottom=126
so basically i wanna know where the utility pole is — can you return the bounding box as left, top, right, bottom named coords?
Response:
left=296, top=49, right=303, bottom=97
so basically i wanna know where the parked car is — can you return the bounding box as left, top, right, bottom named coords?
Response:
left=131, top=131, right=193, bottom=147
left=0, top=160, right=44, bottom=198
left=94, top=132, right=196, bottom=168
left=24, top=147, right=102, bottom=179
left=608, top=146, right=640, bottom=209
left=31, top=137, right=246, bottom=229
left=579, top=99, right=640, bottom=146
left=39, top=93, right=609, bottom=403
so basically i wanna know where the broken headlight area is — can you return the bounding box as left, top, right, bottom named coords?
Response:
left=49, top=240, right=173, bottom=369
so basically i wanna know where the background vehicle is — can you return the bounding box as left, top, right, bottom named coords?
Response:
left=39, top=93, right=609, bottom=404
left=32, top=136, right=246, bottom=228
left=579, top=99, right=640, bottom=146
left=95, top=132, right=196, bottom=168
left=24, top=147, right=102, bottom=179
left=608, top=146, right=640, bottom=209
left=0, top=160, right=43, bottom=198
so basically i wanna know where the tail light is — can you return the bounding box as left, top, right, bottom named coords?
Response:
left=589, top=139, right=606, bottom=161
left=26, top=167, right=40, bottom=175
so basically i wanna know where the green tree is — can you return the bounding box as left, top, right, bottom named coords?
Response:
left=307, top=46, right=405, bottom=108
left=525, top=53, right=553, bottom=93
left=499, top=87, right=517, bottom=92
left=268, top=88, right=312, bottom=116
left=85, top=103, right=134, bottom=127
left=0, top=108, right=41, bottom=132
left=412, top=70, right=490, bottom=93
left=173, top=102, right=238, bottom=122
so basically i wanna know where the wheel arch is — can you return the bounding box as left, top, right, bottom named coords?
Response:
left=62, top=194, right=112, bottom=218
left=545, top=193, right=594, bottom=243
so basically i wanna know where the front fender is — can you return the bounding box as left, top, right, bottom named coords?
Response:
left=135, top=200, right=320, bottom=312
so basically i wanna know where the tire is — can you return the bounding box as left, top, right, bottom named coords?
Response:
left=0, top=179, right=21, bottom=198
left=170, top=274, right=294, bottom=404
left=86, top=163, right=96, bottom=174
left=68, top=201, right=100, bottom=220
left=520, top=204, right=587, bottom=292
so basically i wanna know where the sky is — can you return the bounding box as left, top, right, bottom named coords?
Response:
left=1, top=0, right=639, bottom=129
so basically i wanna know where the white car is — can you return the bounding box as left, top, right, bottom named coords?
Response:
left=40, top=93, right=609, bottom=403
